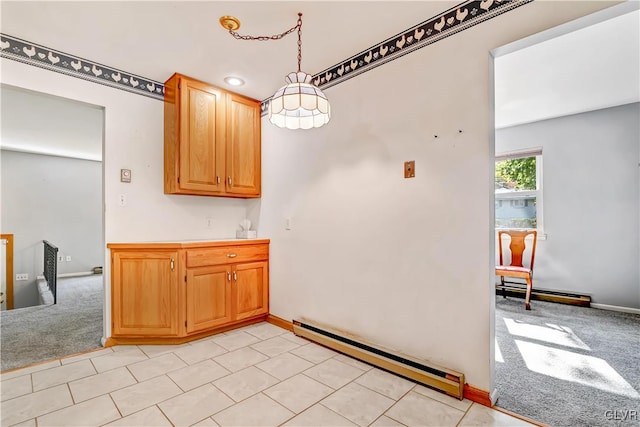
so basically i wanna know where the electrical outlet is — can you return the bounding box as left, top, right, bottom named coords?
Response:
left=119, top=194, right=127, bottom=206
left=66, top=255, right=72, bottom=262
left=16, top=273, right=28, bottom=281
left=205, top=217, right=214, bottom=229
left=58, top=255, right=64, bottom=262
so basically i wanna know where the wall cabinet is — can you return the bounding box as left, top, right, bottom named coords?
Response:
left=164, top=73, right=261, bottom=198
left=108, top=240, right=269, bottom=343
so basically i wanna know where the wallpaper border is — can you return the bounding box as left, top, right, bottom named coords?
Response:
left=0, top=34, right=165, bottom=100
left=0, top=0, right=531, bottom=108
left=260, top=0, right=533, bottom=115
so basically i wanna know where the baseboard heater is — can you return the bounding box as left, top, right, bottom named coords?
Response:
left=496, top=284, right=591, bottom=307
left=292, top=319, right=464, bottom=400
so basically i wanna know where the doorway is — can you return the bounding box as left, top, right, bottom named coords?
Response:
left=0, top=84, right=105, bottom=370
left=490, top=2, right=640, bottom=425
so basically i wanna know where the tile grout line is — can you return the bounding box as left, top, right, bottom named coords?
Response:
left=379, top=385, right=420, bottom=426
left=295, top=359, right=373, bottom=424
left=411, top=384, right=472, bottom=412
left=456, top=402, right=477, bottom=427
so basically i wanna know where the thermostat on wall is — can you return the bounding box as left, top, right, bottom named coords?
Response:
left=121, top=169, right=131, bottom=183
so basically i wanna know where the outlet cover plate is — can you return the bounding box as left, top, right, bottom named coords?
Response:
left=404, top=161, right=415, bottom=178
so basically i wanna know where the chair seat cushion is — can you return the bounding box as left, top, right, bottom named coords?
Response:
left=496, top=265, right=531, bottom=276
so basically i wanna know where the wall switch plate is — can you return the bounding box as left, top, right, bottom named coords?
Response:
left=121, top=169, right=131, bottom=183
left=16, top=273, right=28, bottom=281
left=58, top=255, right=64, bottom=262
left=66, top=255, right=72, bottom=262
left=404, top=161, right=415, bottom=178
left=119, top=194, right=126, bottom=206
left=285, top=217, right=292, bottom=230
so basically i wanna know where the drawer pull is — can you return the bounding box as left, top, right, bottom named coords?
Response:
left=227, top=253, right=237, bottom=258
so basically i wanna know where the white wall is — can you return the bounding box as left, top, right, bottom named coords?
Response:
left=496, top=103, right=640, bottom=308
left=254, top=1, right=618, bottom=392
left=0, top=150, right=103, bottom=307
left=0, top=60, right=251, bottom=332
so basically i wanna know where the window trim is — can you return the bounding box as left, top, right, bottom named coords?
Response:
left=495, top=149, right=545, bottom=238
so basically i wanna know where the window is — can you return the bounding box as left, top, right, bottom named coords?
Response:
left=495, top=148, right=543, bottom=232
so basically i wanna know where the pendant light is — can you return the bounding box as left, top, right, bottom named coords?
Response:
left=220, top=13, right=330, bottom=130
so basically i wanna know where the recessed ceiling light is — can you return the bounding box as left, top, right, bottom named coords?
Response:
left=224, top=76, right=245, bottom=86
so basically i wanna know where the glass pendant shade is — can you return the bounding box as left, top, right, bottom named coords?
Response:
left=268, top=71, right=331, bottom=130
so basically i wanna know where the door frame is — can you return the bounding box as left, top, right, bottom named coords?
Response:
left=1, top=234, right=14, bottom=310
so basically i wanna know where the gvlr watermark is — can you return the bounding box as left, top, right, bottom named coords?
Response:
left=604, top=410, right=638, bottom=422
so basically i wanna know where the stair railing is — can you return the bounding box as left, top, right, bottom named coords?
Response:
left=43, top=240, right=58, bottom=304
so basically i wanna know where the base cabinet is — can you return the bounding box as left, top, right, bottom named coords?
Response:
left=234, top=261, right=269, bottom=321
left=111, top=250, right=179, bottom=337
left=185, top=265, right=232, bottom=334
left=108, top=240, right=269, bottom=342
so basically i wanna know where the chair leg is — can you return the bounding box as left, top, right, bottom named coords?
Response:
left=525, top=275, right=533, bottom=310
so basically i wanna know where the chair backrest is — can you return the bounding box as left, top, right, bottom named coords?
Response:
left=498, top=230, right=538, bottom=270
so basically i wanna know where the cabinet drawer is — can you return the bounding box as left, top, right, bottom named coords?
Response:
left=187, top=244, right=268, bottom=267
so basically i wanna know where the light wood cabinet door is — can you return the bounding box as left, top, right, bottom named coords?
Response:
left=226, top=93, right=261, bottom=196
left=186, top=265, right=232, bottom=334
left=112, top=251, right=179, bottom=336
left=233, top=261, right=268, bottom=321
left=179, top=78, right=225, bottom=193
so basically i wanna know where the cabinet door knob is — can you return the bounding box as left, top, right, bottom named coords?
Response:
left=216, top=176, right=221, bottom=185
left=227, top=272, right=231, bottom=281
left=227, top=253, right=237, bottom=258
left=233, top=272, right=237, bottom=281
left=170, top=259, right=175, bottom=271
left=227, top=176, right=232, bottom=186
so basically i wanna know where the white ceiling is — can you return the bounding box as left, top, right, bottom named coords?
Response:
left=0, top=85, right=104, bottom=160
left=0, top=1, right=637, bottom=158
left=495, top=8, right=640, bottom=129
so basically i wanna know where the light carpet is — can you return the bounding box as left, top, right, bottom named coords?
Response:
left=0, top=274, right=103, bottom=371
left=495, top=297, right=640, bottom=427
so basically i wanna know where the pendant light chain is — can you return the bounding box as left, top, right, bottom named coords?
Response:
left=296, top=13, right=302, bottom=72
left=226, top=13, right=304, bottom=72
left=227, top=13, right=302, bottom=42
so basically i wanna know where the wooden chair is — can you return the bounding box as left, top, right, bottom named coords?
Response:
left=496, top=230, right=538, bottom=310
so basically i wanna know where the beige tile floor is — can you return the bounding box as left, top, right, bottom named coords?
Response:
left=0, top=322, right=535, bottom=427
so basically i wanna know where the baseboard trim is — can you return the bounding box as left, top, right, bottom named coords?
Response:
left=463, top=384, right=491, bottom=406
left=266, top=314, right=293, bottom=331
left=591, top=303, right=640, bottom=315
left=490, top=387, right=499, bottom=406
left=106, top=316, right=266, bottom=346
